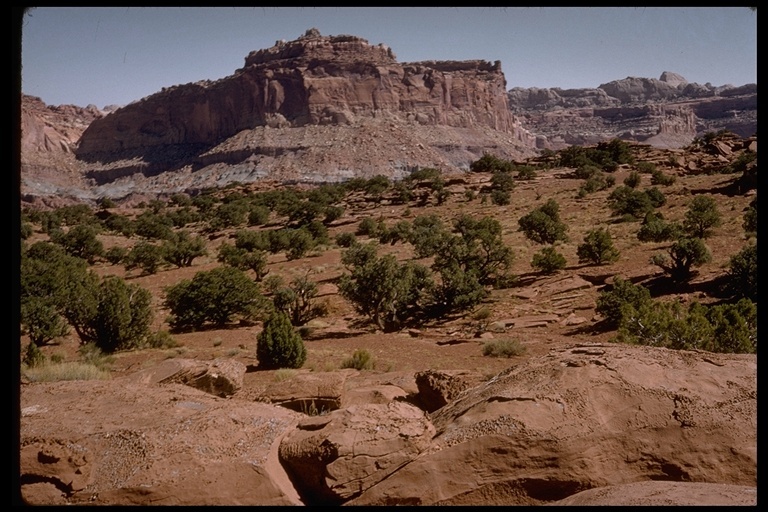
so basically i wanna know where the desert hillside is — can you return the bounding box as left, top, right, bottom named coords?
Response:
left=19, top=131, right=757, bottom=505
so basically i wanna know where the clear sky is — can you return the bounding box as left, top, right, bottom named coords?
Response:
left=20, top=6, right=757, bottom=109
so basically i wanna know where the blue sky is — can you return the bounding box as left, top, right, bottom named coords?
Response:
left=20, top=7, right=757, bottom=109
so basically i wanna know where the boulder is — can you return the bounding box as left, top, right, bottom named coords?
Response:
left=278, top=401, right=435, bottom=504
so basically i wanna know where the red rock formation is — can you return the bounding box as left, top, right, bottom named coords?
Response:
left=76, top=30, right=520, bottom=157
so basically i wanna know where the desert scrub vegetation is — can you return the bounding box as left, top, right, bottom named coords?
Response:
left=256, top=310, right=307, bottom=369
left=340, top=349, right=375, bottom=370
left=21, top=361, right=112, bottom=382
left=682, top=195, right=722, bottom=239
left=555, top=138, right=634, bottom=171
left=577, top=228, right=620, bottom=266
left=615, top=298, right=756, bottom=354
left=482, top=339, right=526, bottom=358
left=164, top=266, right=267, bottom=331
left=650, top=236, right=712, bottom=282
left=596, top=278, right=756, bottom=354
left=21, top=341, right=114, bottom=382
left=531, top=246, right=567, bottom=274
left=21, top=242, right=154, bottom=353
left=518, top=199, right=568, bottom=244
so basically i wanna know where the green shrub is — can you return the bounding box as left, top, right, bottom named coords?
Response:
left=363, top=175, right=391, bottom=198
left=23, top=342, right=46, bottom=368
left=338, top=244, right=433, bottom=332
left=577, top=228, right=620, bottom=265
left=595, top=276, right=652, bottom=328
left=208, top=199, right=250, bottom=230
left=103, top=212, right=136, bottom=237
left=356, top=217, right=384, bottom=237
left=125, top=241, right=165, bottom=275
left=683, top=195, right=722, bottom=238
left=650, top=169, right=676, bottom=186
left=217, top=243, right=269, bottom=280
left=272, top=275, right=321, bottom=326
left=286, top=229, right=316, bottom=260
left=742, top=196, right=757, bottom=236
left=723, top=151, right=757, bottom=174
left=482, top=339, right=526, bottom=358
left=335, top=231, right=357, bottom=248
left=727, top=242, right=757, bottom=301
left=635, top=161, right=657, bottom=174
left=20, top=221, right=33, bottom=240
left=164, top=266, right=265, bottom=331
left=490, top=189, right=511, bottom=206
left=380, top=220, right=412, bottom=246
left=518, top=199, right=568, bottom=244
left=615, top=298, right=756, bottom=354
left=636, top=212, right=682, bottom=243
left=650, top=237, right=712, bottom=282
left=20, top=297, right=69, bottom=346
left=248, top=205, right=271, bottom=226
left=105, top=246, right=129, bottom=265
left=89, top=276, right=154, bottom=353
left=531, top=246, right=567, bottom=274
left=578, top=172, right=615, bottom=196
left=234, top=229, right=269, bottom=252
left=574, top=164, right=601, bottom=180
left=134, top=211, right=174, bottom=240
left=256, top=310, right=307, bottom=369
left=490, top=169, right=515, bottom=193
left=169, top=193, right=193, bottom=207
left=607, top=186, right=657, bottom=219
left=515, top=165, right=537, bottom=180
left=408, top=214, right=448, bottom=258
left=623, top=171, right=642, bottom=188
left=645, top=187, right=666, bottom=208
left=161, top=230, right=208, bottom=268
left=470, top=153, right=514, bottom=173
left=262, top=274, right=285, bottom=295
left=49, top=223, right=104, bottom=263
left=166, top=206, right=201, bottom=228
left=340, top=349, right=375, bottom=370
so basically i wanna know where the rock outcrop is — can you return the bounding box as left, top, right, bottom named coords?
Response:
left=72, top=29, right=535, bottom=189
left=20, top=344, right=756, bottom=506
left=349, top=344, right=756, bottom=505
left=508, top=73, right=757, bottom=150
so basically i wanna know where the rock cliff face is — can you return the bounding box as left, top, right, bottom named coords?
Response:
left=74, top=29, right=534, bottom=188
left=508, top=72, right=756, bottom=150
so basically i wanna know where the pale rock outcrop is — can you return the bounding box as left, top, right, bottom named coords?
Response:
left=508, top=74, right=756, bottom=150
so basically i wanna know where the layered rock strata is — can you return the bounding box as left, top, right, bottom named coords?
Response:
left=508, top=73, right=756, bottom=150
left=74, top=29, right=534, bottom=185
